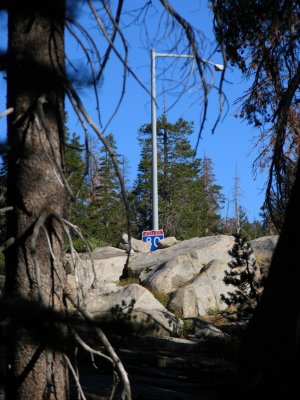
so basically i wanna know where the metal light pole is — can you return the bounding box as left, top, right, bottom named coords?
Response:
left=151, top=49, right=159, bottom=230
left=150, top=49, right=224, bottom=230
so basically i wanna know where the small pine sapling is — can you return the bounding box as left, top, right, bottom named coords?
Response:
left=221, top=233, right=264, bottom=323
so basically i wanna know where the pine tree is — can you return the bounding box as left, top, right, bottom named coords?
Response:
left=198, top=157, right=224, bottom=235
left=133, top=115, right=223, bottom=238
left=64, top=131, right=91, bottom=249
left=87, top=133, right=127, bottom=245
left=221, top=233, right=264, bottom=323
left=131, top=134, right=153, bottom=232
left=238, top=206, right=264, bottom=240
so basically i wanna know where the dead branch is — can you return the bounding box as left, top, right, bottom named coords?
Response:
left=0, top=206, right=13, bottom=213
left=0, top=237, right=15, bottom=253
left=86, top=0, right=151, bottom=98
left=66, top=83, right=132, bottom=277
left=100, top=0, right=128, bottom=133
left=0, top=107, right=13, bottom=119
left=159, top=0, right=209, bottom=146
left=64, top=354, right=87, bottom=400
left=97, top=0, right=124, bottom=81
left=71, top=329, right=114, bottom=365
left=66, top=22, right=102, bottom=125
left=66, top=294, right=132, bottom=400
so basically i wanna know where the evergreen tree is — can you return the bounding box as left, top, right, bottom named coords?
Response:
left=198, top=157, right=224, bottom=235
left=221, top=233, right=264, bottom=323
left=131, top=134, right=153, bottom=232
left=239, top=206, right=264, bottom=240
left=87, top=134, right=127, bottom=245
left=259, top=204, right=279, bottom=236
left=64, top=132, right=128, bottom=247
left=64, top=132, right=88, bottom=216
left=64, top=131, right=91, bottom=249
left=133, top=115, right=223, bottom=238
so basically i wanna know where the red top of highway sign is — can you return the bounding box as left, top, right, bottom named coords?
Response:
left=142, top=229, right=164, bottom=236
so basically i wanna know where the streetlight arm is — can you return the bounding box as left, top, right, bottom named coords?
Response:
left=201, top=58, right=224, bottom=71
left=154, top=51, right=224, bottom=71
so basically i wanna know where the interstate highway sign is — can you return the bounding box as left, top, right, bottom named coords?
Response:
left=142, top=229, right=164, bottom=251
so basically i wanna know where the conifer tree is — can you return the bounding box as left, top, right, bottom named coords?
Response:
left=221, top=233, right=264, bottom=323
left=133, top=115, right=223, bottom=238
left=64, top=131, right=91, bottom=250
left=198, top=157, right=224, bottom=235
left=87, top=133, right=127, bottom=245
left=64, top=132, right=89, bottom=224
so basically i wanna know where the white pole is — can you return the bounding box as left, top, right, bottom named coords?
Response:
left=151, top=49, right=159, bottom=230
left=150, top=50, right=224, bottom=231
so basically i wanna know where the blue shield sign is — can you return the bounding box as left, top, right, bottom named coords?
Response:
left=142, top=229, right=164, bottom=251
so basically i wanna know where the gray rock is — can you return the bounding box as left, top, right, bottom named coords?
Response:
left=168, top=259, right=236, bottom=317
left=129, top=235, right=235, bottom=296
left=80, top=246, right=127, bottom=260
left=184, top=317, right=228, bottom=340
left=157, top=236, right=179, bottom=249
left=142, top=253, right=202, bottom=294
left=249, top=235, right=278, bottom=266
left=65, top=246, right=128, bottom=294
left=84, top=284, right=181, bottom=337
left=117, top=233, right=151, bottom=253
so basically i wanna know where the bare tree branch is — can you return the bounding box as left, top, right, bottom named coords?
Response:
left=0, top=107, right=13, bottom=119
left=159, top=0, right=209, bottom=148
left=97, top=0, right=124, bottom=81
left=86, top=0, right=151, bottom=97
left=66, top=294, right=132, bottom=400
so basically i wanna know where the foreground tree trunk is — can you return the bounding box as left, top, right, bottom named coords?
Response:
left=5, top=2, right=68, bottom=399
left=238, top=156, right=300, bottom=399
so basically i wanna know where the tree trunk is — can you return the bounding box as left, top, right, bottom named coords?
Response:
left=5, top=2, right=68, bottom=399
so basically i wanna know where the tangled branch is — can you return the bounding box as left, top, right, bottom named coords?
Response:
left=26, top=208, right=132, bottom=399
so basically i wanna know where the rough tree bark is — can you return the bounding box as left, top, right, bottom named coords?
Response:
left=4, top=2, right=68, bottom=399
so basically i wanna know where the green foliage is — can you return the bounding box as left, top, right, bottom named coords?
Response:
left=69, top=237, right=108, bottom=253
left=212, top=0, right=299, bottom=233
left=221, top=233, right=264, bottom=323
left=238, top=206, right=264, bottom=240
left=117, top=277, right=140, bottom=286
left=149, top=289, right=171, bottom=308
left=86, top=133, right=127, bottom=245
left=221, top=206, right=265, bottom=239
left=64, top=130, right=128, bottom=247
left=132, top=114, right=224, bottom=238
left=64, top=130, right=90, bottom=236
left=177, top=319, right=194, bottom=338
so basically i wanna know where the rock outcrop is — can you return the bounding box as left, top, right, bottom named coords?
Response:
left=117, top=233, right=151, bottom=253
left=168, top=259, right=236, bottom=317
left=128, top=235, right=234, bottom=283
left=65, top=246, right=127, bottom=293
left=0, top=234, right=279, bottom=339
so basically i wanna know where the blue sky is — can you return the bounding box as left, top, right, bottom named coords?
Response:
left=64, top=1, right=267, bottom=222
left=0, top=1, right=267, bottom=223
